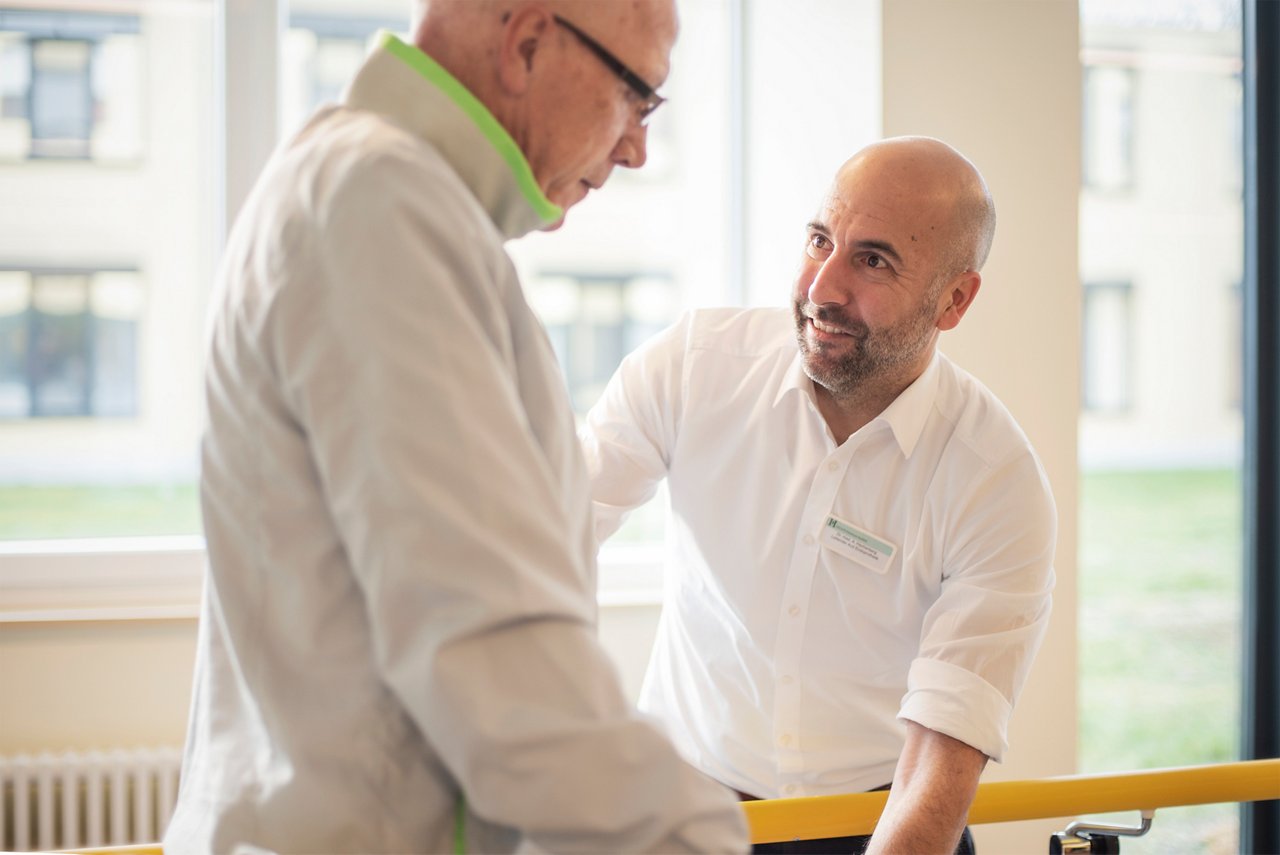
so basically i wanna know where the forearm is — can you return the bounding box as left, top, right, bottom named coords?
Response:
left=865, top=721, right=986, bottom=855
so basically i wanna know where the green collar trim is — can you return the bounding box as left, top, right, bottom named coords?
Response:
left=379, top=32, right=562, bottom=224
left=454, top=795, right=466, bottom=855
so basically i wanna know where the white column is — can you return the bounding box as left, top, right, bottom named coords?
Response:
left=881, top=2, right=1082, bottom=852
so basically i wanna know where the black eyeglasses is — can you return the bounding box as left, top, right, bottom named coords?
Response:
left=552, top=14, right=666, bottom=124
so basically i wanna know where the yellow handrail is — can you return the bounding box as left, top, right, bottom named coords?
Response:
left=56, top=759, right=1280, bottom=852
left=744, top=758, right=1280, bottom=844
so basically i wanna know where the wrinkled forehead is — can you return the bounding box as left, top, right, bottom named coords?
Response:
left=817, top=157, right=956, bottom=246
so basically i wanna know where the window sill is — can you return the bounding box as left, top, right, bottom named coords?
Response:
left=0, top=536, right=206, bottom=623
left=0, top=538, right=663, bottom=624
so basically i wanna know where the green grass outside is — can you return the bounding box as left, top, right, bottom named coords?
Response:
left=1078, top=467, right=1242, bottom=855
left=0, top=483, right=201, bottom=540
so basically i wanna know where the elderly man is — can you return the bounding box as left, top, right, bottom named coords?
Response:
left=583, top=137, right=1057, bottom=854
left=165, top=2, right=748, bottom=852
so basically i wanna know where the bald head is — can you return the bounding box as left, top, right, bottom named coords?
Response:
left=413, top=0, right=677, bottom=218
left=837, top=136, right=996, bottom=285
left=413, top=0, right=677, bottom=90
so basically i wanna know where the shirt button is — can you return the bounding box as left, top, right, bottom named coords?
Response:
left=802, top=534, right=815, bottom=546
left=827, top=460, right=840, bottom=472
left=779, top=734, right=792, bottom=747
left=788, top=604, right=801, bottom=616
left=784, top=784, right=798, bottom=795
left=780, top=675, right=794, bottom=685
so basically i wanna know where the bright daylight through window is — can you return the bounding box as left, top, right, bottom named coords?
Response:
left=0, top=0, right=732, bottom=598
left=1078, top=0, right=1243, bottom=852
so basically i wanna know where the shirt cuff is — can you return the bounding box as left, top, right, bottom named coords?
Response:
left=899, top=658, right=1013, bottom=762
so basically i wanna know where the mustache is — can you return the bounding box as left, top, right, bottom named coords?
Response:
left=795, top=301, right=868, bottom=337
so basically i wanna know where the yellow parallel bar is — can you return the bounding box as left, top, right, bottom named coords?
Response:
left=745, top=758, right=1280, bottom=844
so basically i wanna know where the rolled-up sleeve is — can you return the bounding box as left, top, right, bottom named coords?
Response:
left=899, top=449, right=1057, bottom=762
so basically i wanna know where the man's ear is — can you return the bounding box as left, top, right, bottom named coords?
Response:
left=496, top=6, right=552, bottom=94
left=935, top=271, right=981, bottom=332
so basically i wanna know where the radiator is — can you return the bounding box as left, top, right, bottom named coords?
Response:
left=0, top=747, right=182, bottom=852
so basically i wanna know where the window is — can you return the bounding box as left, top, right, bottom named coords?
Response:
left=1081, top=281, right=1133, bottom=413
left=30, top=38, right=92, bottom=158
left=0, top=10, right=142, bottom=161
left=529, top=273, right=677, bottom=413
left=1078, top=1, right=1243, bottom=852
left=0, top=0, right=880, bottom=587
left=0, top=1, right=213, bottom=539
left=1083, top=65, right=1135, bottom=191
left=0, top=269, right=141, bottom=419
left=282, top=11, right=405, bottom=135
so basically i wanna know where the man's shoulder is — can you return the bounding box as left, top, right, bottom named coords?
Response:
left=683, top=306, right=796, bottom=359
left=933, top=354, right=1038, bottom=469
left=274, top=106, right=482, bottom=229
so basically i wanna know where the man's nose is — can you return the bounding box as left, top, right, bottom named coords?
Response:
left=612, top=123, right=648, bottom=169
left=807, top=256, right=850, bottom=306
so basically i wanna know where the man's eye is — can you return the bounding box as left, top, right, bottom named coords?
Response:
left=805, top=234, right=831, bottom=259
left=867, top=254, right=884, bottom=268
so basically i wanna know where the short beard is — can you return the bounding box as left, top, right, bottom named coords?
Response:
left=793, top=288, right=941, bottom=400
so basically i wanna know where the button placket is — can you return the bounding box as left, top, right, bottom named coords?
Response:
left=770, top=448, right=848, bottom=785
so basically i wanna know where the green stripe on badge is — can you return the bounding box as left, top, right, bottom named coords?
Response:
left=827, top=518, right=894, bottom=556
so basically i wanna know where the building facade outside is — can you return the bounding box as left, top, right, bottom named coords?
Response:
left=1079, top=0, right=1242, bottom=470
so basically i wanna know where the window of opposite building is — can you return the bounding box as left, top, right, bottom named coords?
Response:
left=1083, top=65, right=1135, bottom=191
left=1081, top=281, right=1133, bottom=414
left=0, top=10, right=142, bottom=161
left=529, top=274, right=678, bottom=415
left=0, top=269, right=142, bottom=420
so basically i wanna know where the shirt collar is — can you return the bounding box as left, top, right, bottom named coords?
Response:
left=775, top=347, right=943, bottom=459
left=874, top=350, right=942, bottom=458
left=342, top=32, right=562, bottom=240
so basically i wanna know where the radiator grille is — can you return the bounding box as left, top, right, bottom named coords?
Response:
left=0, top=747, right=182, bottom=852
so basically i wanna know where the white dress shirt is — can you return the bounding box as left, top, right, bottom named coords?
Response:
left=582, top=307, right=1056, bottom=800
left=165, top=34, right=747, bottom=854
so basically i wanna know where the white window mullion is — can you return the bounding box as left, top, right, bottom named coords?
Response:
left=216, top=0, right=283, bottom=240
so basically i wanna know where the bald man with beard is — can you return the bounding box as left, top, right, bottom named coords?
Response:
left=583, top=137, right=1057, bottom=854
left=165, top=2, right=749, bottom=852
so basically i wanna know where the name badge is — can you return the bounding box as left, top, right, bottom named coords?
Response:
left=820, top=515, right=897, bottom=573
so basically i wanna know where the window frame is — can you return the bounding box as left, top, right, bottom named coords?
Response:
left=1241, top=0, right=1280, bottom=849
left=0, top=0, right=674, bottom=623
left=0, top=0, right=268, bottom=623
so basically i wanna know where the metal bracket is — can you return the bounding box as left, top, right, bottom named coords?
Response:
left=1050, top=811, right=1155, bottom=853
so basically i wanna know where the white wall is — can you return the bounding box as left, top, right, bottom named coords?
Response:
left=0, top=607, right=659, bottom=757
left=881, top=1, right=1082, bottom=852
